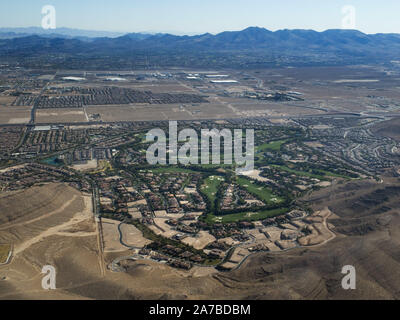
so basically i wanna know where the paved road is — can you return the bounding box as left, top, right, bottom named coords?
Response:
left=2, top=111, right=397, bottom=129
left=30, top=80, right=51, bottom=125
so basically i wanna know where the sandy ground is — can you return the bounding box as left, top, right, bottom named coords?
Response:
left=13, top=195, right=92, bottom=255
left=182, top=231, right=216, bottom=250
left=119, top=223, right=152, bottom=248
left=263, top=226, right=283, bottom=242
left=0, top=164, right=27, bottom=174
left=0, top=106, right=31, bottom=124
left=85, top=103, right=241, bottom=122
left=239, top=169, right=274, bottom=183
left=0, top=96, right=16, bottom=106
left=127, top=199, right=147, bottom=206
left=101, top=219, right=127, bottom=252
left=298, top=207, right=336, bottom=246
left=36, top=108, right=87, bottom=123
left=0, top=184, right=112, bottom=300
left=1, top=195, right=80, bottom=233
left=151, top=218, right=179, bottom=239
left=70, top=160, right=98, bottom=171
left=230, top=248, right=250, bottom=264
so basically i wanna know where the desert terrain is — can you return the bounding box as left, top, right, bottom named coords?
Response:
left=1, top=175, right=400, bottom=299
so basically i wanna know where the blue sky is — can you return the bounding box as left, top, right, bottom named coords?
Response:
left=0, top=0, right=399, bottom=34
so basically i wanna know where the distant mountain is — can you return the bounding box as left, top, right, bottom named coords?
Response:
left=117, top=27, right=400, bottom=54
left=1, top=27, right=400, bottom=69
left=0, top=27, right=125, bottom=39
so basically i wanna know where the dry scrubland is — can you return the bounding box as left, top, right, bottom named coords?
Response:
left=0, top=183, right=102, bottom=299
left=216, top=176, right=400, bottom=300
left=36, top=108, right=87, bottom=123
left=372, top=118, right=400, bottom=141
left=0, top=106, right=31, bottom=124
left=0, top=244, right=11, bottom=264
left=119, top=223, right=152, bottom=248
left=85, top=103, right=239, bottom=122
left=0, top=183, right=221, bottom=299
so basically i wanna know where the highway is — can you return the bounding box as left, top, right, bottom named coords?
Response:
left=1, top=111, right=399, bottom=129
left=29, top=80, right=51, bottom=125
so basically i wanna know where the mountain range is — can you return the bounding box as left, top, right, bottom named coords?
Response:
left=0, top=27, right=125, bottom=39
left=1, top=27, right=400, bottom=69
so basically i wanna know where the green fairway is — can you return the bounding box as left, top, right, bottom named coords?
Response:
left=200, top=175, right=225, bottom=210
left=236, top=176, right=283, bottom=204
left=206, top=207, right=290, bottom=224
left=256, top=140, right=287, bottom=153
left=317, top=169, right=354, bottom=179
left=194, top=163, right=233, bottom=169
left=150, top=167, right=198, bottom=174
left=270, top=164, right=326, bottom=179
left=271, top=164, right=352, bottom=180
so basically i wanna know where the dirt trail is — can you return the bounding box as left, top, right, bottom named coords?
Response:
left=318, top=208, right=337, bottom=245
left=213, top=96, right=243, bottom=116
left=13, top=196, right=93, bottom=256
left=55, top=231, right=97, bottom=237
left=0, top=278, right=103, bottom=300
left=95, top=219, right=106, bottom=277
left=302, top=207, right=337, bottom=248
left=0, top=195, right=79, bottom=231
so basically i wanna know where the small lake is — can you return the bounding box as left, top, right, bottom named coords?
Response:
left=41, top=156, right=64, bottom=167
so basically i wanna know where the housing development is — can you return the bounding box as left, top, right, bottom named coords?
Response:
left=1, top=62, right=400, bottom=301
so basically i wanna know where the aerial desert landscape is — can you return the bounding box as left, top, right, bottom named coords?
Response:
left=1, top=1, right=400, bottom=309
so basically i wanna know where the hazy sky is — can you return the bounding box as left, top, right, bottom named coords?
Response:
left=0, top=0, right=399, bottom=34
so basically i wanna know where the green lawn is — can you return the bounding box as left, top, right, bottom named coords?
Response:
left=236, top=176, right=283, bottom=205
left=206, top=207, right=289, bottom=224
left=150, top=167, right=198, bottom=174
left=200, top=175, right=225, bottom=210
left=270, top=164, right=352, bottom=180
left=317, top=169, right=354, bottom=179
left=270, top=164, right=326, bottom=180
left=256, top=140, right=287, bottom=153
left=194, top=163, right=233, bottom=169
